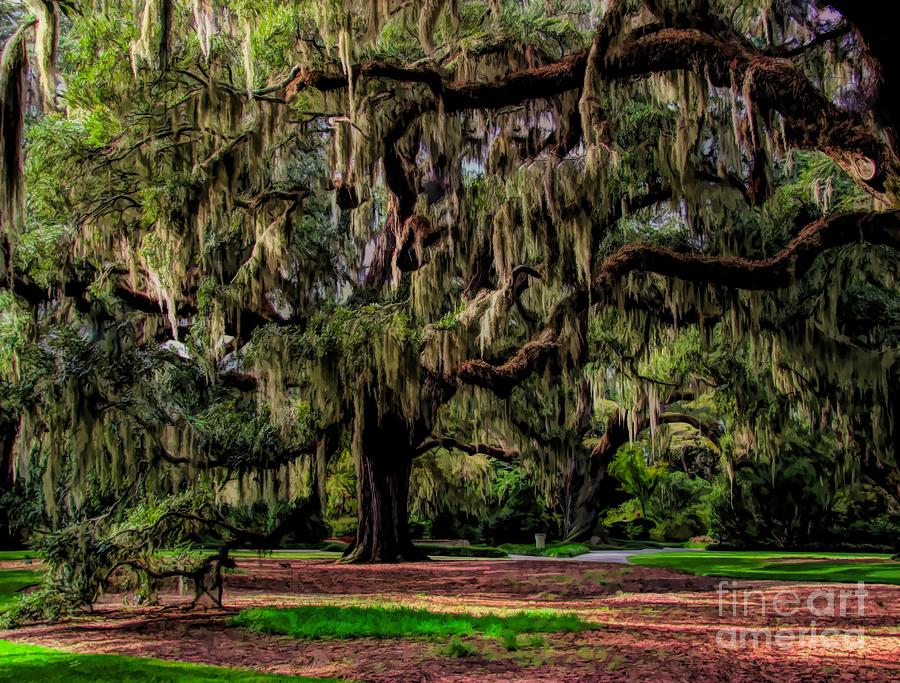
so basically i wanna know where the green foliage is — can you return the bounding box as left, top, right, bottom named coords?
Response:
left=597, top=436, right=718, bottom=542
left=187, top=401, right=301, bottom=471
left=500, top=632, right=519, bottom=652
left=1, top=487, right=212, bottom=626
left=324, top=449, right=356, bottom=531
left=410, top=448, right=494, bottom=521
left=0, top=292, right=29, bottom=377
left=59, top=10, right=138, bottom=109
left=710, top=430, right=842, bottom=548
left=433, top=303, right=466, bottom=331
left=477, top=467, right=560, bottom=545
left=648, top=471, right=714, bottom=542
left=607, top=445, right=668, bottom=519
left=231, top=605, right=593, bottom=641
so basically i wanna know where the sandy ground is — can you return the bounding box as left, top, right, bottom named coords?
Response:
left=2, top=558, right=899, bottom=682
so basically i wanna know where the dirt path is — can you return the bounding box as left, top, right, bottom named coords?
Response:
left=3, top=559, right=898, bottom=682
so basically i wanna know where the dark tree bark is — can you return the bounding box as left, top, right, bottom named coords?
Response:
left=0, top=418, right=20, bottom=548
left=565, top=414, right=631, bottom=542
left=342, top=395, right=426, bottom=563
left=343, top=447, right=420, bottom=563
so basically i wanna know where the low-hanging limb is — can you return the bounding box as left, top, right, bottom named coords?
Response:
left=446, top=207, right=899, bottom=407
left=601, top=28, right=897, bottom=202
left=593, top=209, right=900, bottom=295
left=414, top=435, right=518, bottom=461
left=102, top=501, right=318, bottom=609
left=453, top=328, right=559, bottom=399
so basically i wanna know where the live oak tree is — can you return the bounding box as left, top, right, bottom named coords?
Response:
left=1, top=0, right=899, bottom=583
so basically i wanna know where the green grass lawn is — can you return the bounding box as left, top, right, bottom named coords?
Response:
left=232, top=605, right=593, bottom=641
left=0, top=569, right=42, bottom=612
left=0, top=640, right=338, bottom=681
left=232, top=546, right=509, bottom=560
left=0, top=551, right=40, bottom=562
left=165, top=544, right=513, bottom=561
left=629, top=550, right=900, bottom=584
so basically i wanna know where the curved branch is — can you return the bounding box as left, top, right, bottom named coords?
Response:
left=603, top=28, right=895, bottom=201
left=508, top=264, right=542, bottom=323
left=593, top=210, right=900, bottom=294
left=657, top=412, right=721, bottom=450
left=284, top=51, right=588, bottom=113
left=453, top=328, right=558, bottom=398
left=442, top=208, right=898, bottom=403
left=414, top=436, right=517, bottom=461
left=768, top=25, right=851, bottom=58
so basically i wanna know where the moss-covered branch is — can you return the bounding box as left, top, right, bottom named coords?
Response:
left=594, top=210, right=900, bottom=294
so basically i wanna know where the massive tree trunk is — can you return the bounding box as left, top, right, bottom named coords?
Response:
left=343, top=445, right=420, bottom=563
left=565, top=466, right=614, bottom=542
left=565, top=416, right=630, bottom=542
left=341, top=396, right=425, bottom=563
left=0, top=418, right=19, bottom=547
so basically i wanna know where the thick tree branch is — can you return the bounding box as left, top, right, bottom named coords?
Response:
left=453, top=328, right=558, bottom=398
left=656, top=412, right=721, bottom=449
left=414, top=436, right=517, bottom=461
left=283, top=52, right=589, bottom=113
left=603, top=28, right=896, bottom=201
left=593, top=210, right=900, bottom=294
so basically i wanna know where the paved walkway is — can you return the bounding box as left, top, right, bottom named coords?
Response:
left=508, top=547, right=699, bottom=563
left=243, top=547, right=700, bottom=564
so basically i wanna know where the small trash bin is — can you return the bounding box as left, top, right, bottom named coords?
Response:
left=534, top=533, right=547, bottom=549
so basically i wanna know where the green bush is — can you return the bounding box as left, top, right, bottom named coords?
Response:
left=326, top=516, right=357, bottom=537
left=710, top=430, right=900, bottom=551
